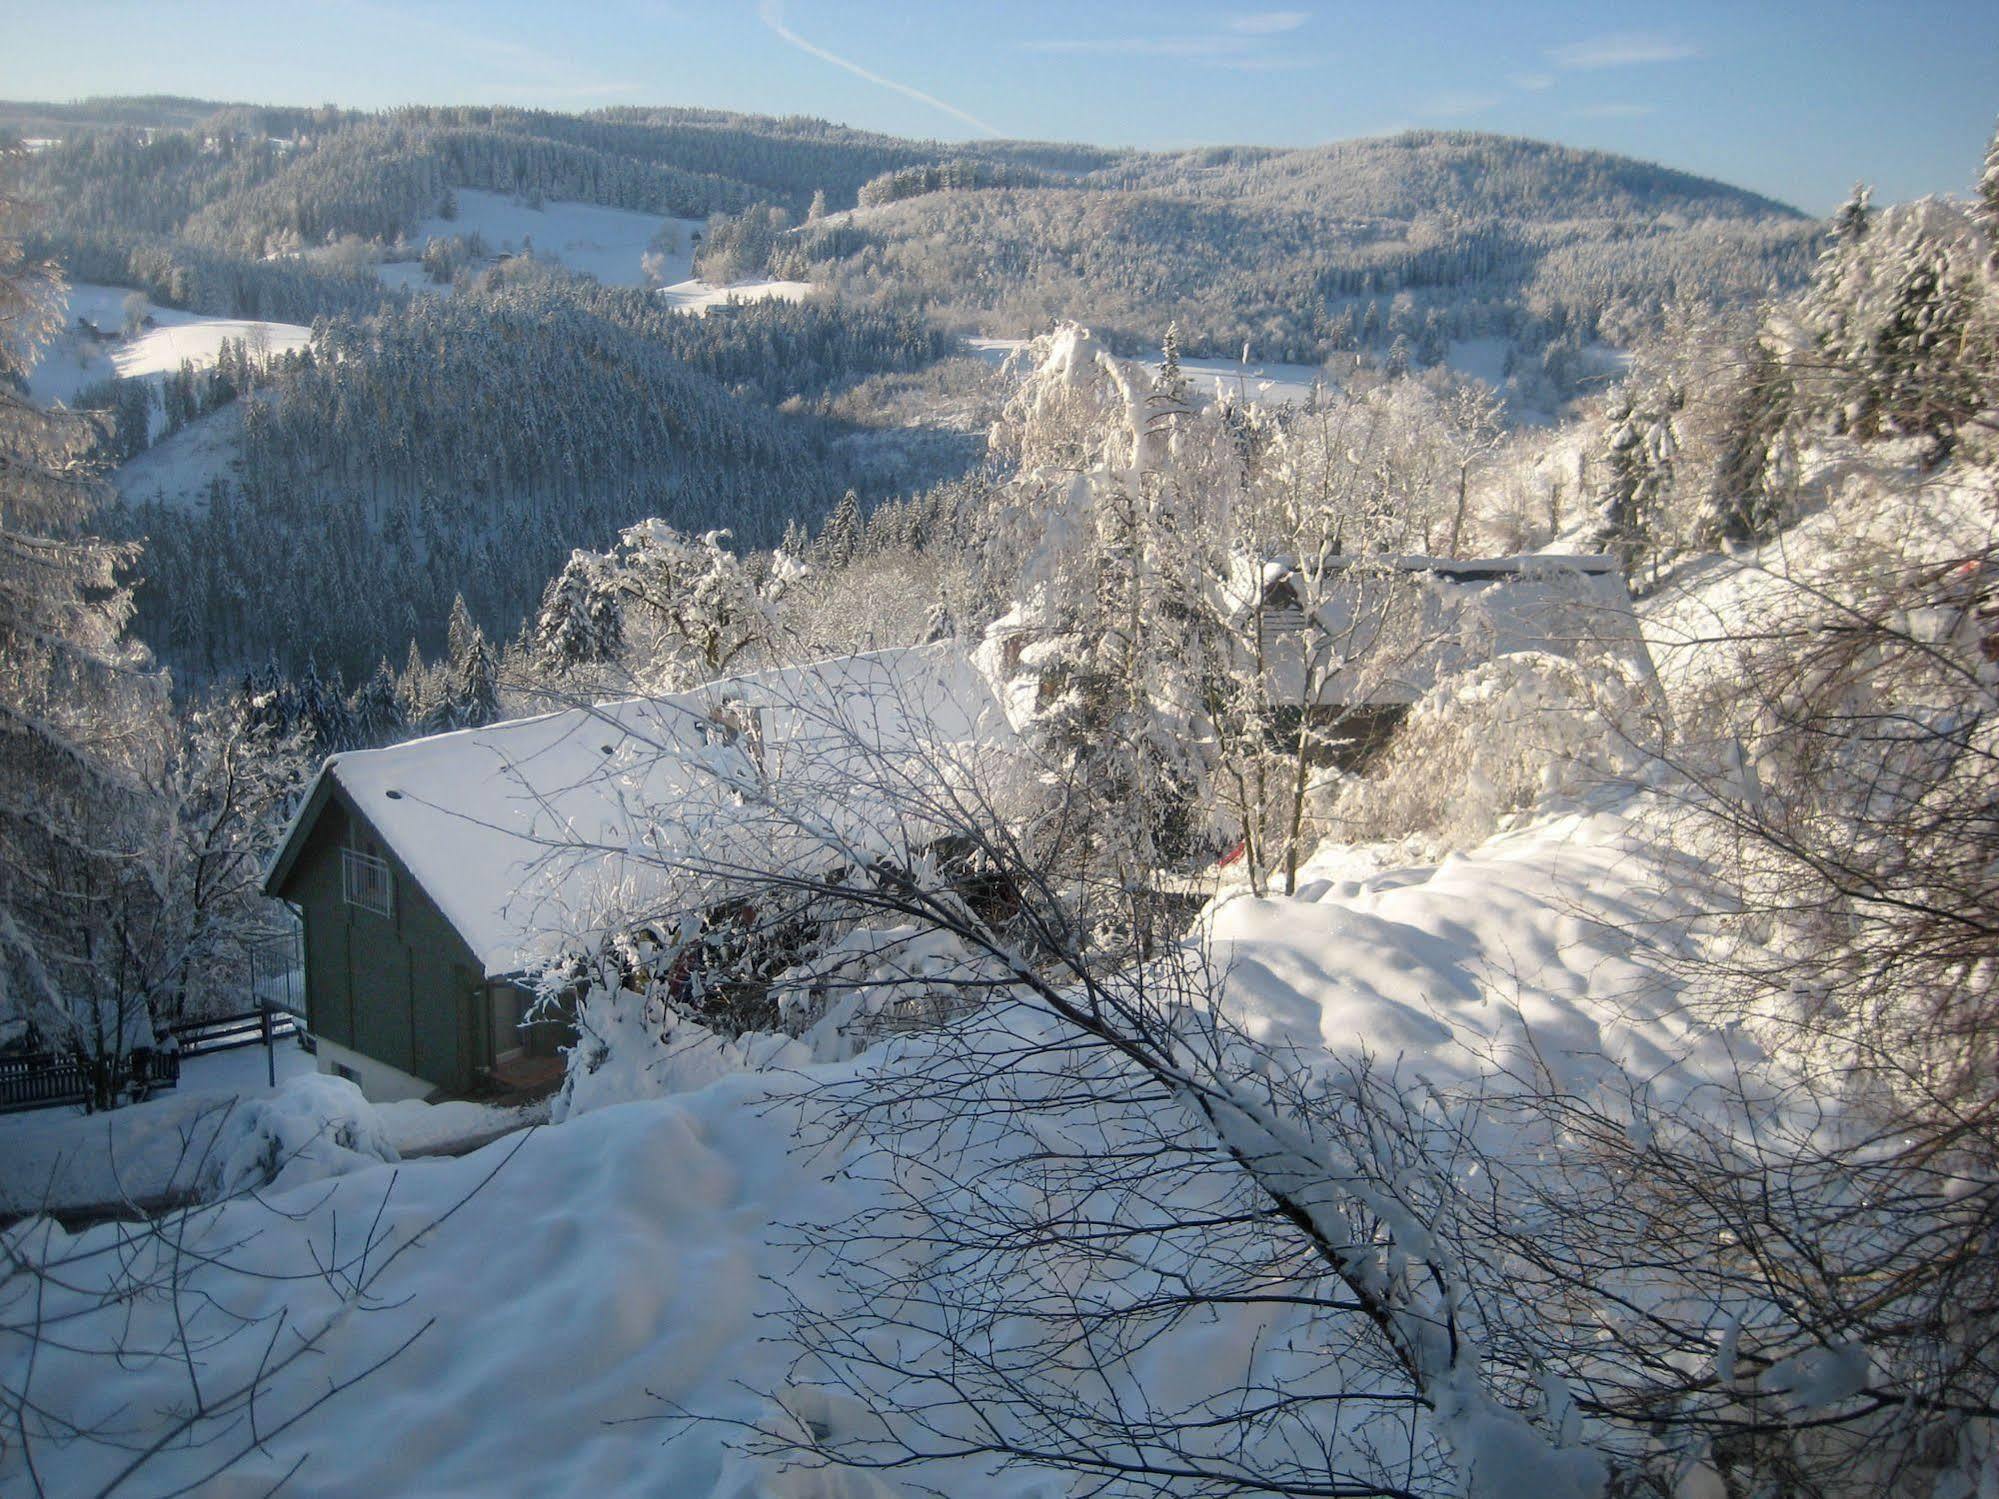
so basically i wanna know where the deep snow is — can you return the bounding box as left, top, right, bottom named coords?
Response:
left=1, top=785, right=1754, bottom=1495
left=0, top=1044, right=533, bottom=1220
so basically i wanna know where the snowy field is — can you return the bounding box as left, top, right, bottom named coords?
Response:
left=654, top=275, right=816, bottom=313
left=376, top=188, right=702, bottom=291
left=373, top=188, right=816, bottom=312
left=111, top=398, right=246, bottom=512
left=23, top=283, right=310, bottom=409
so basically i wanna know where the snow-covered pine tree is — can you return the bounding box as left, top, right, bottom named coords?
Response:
left=1590, top=393, right=1647, bottom=571
left=1158, top=321, right=1190, bottom=409
left=0, top=168, right=172, bottom=1086
left=1706, top=337, right=1796, bottom=545
left=349, top=658, right=406, bottom=746
left=1975, top=121, right=1999, bottom=250
left=532, top=550, right=625, bottom=675
left=1864, top=244, right=1980, bottom=455
left=816, top=490, right=863, bottom=570
left=1832, top=182, right=1874, bottom=245
left=452, top=630, right=503, bottom=730
left=922, top=578, right=956, bottom=644
left=398, top=639, right=436, bottom=729
left=446, top=592, right=478, bottom=666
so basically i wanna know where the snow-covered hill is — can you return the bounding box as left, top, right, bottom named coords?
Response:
left=111, top=400, right=246, bottom=512
left=374, top=187, right=703, bottom=293
left=23, top=283, right=309, bottom=410
left=372, top=188, right=818, bottom=313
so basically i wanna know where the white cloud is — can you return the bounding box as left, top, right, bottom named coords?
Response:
left=1549, top=32, right=1699, bottom=69
left=759, top=0, right=1002, bottom=137
left=1025, top=11, right=1315, bottom=67
left=1229, top=10, right=1310, bottom=34
left=1508, top=71, right=1556, bottom=92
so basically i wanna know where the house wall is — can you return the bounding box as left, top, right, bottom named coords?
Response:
left=281, top=793, right=485, bottom=1099
left=312, top=1035, right=436, bottom=1104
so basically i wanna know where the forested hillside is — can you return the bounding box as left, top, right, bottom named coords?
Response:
left=2, top=96, right=1817, bottom=682
left=126, top=274, right=954, bottom=675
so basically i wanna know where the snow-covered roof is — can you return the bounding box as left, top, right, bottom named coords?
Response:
left=1250, top=553, right=1654, bottom=706
left=266, top=645, right=1016, bottom=979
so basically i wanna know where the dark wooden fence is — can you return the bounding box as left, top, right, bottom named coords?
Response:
left=0, top=1004, right=299, bottom=1115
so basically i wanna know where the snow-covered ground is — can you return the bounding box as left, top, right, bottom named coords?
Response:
left=0, top=1043, right=533, bottom=1220
left=375, top=188, right=702, bottom=292
left=0, top=782, right=1754, bottom=1494
left=111, top=399, right=246, bottom=512
left=371, top=188, right=816, bottom=312
left=654, top=275, right=816, bottom=313
left=23, top=283, right=310, bottom=410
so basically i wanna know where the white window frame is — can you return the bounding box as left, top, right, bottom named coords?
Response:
left=341, top=848, right=393, bottom=917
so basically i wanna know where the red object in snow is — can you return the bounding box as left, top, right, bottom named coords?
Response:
left=1217, top=839, right=1247, bottom=869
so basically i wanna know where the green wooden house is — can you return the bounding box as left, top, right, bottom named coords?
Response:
left=263, top=774, right=561, bottom=1101
left=261, top=646, right=1013, bottom=1102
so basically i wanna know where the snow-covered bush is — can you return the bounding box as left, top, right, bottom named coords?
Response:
left=553, top=968, right=806, bottom=1122
left=775, top=922, right=1018, bottom=1060
left=206, top=1073, right=398, bottom=1198
left=553, top=919, right=1017, bottom=1119
left=1330, top=647, right=1662, bottom=854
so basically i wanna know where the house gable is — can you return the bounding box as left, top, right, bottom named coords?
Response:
left=268, top=780, right=484, bottom=1095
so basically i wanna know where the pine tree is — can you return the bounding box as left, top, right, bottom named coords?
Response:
left=349, top=658, right=406, bottom=746
left=397, top=639, right=434, bottom=727
left=807, top=188, right=828, bottom=223
left=453, top=631, right=502, bottom=730
left=446, top=592, right=478, bottom=665
left=1866, top=247, right=1977, bottom=456
left=922, top=578, right=955, bottom=644
left=0, top=167, right=171, bottom=1086
left=1159, top=322, right=1190, bottom=409
left=817, top=490, right=863, bottom=569
left=1832, top=183, right=1874, bottom=245
left=1589, top=393, right=1649, bottom=572
left=532, top=550, right=624, bottom=675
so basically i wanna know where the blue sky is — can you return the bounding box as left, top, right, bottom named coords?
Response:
left=2, top=0, right=1993, bottom=213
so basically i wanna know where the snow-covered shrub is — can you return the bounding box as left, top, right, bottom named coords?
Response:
left=553, top=918, right=1018, bottom=1120
left=553, top=969, right=807, bottom=1122
left=206, top=1073, right=397, bottom=1198
left=1330, top=648, right=1662, bottom=854
left=774, top=922, right=1018, bottom=1061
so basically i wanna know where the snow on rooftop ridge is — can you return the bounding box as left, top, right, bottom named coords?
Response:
left=301, top=644, right=1016, bottom=979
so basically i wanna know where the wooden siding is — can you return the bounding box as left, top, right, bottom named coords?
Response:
left=275, top=789, right=483, bottom=1095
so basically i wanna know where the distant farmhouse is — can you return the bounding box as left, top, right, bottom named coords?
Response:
left=981, top=552, right=1654, bottom=771
left=1227, top=551, right=1655, bottom=767
left=263, top=646, right=1011, bottom=1102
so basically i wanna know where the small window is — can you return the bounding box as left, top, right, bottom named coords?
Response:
left=341, top=848, right=393, bottom=917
